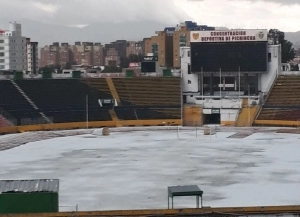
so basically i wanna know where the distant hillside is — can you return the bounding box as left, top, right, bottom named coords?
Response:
left=1, top=20, right=299, bottom=49
left=285, top=31, right=300, bottom=48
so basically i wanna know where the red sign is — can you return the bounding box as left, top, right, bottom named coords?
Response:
left=129, top=62, right=140, bottom=68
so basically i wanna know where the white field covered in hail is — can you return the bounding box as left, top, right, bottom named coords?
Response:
left=0, top=127, right=300, bottom=211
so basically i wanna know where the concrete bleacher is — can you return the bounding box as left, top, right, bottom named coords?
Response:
left=256, top=75, right=300, bottom=125
left=80, top=78, right=112, bottom=98
left=0, top=80, right=43, bottom=125
left=83, top=77, right=182, bottom=121
left=15, top=79, right=112, bottom=123
left=0, top=77, right=181, bottom=127
left=112, top=77, right=181, bottom=106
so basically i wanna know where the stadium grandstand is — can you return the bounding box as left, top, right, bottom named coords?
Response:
left=0, top=74, right=181, bottom=134
left=1, top=29, right=300, bottom=134
left=181, top=29, right=300, bottom=128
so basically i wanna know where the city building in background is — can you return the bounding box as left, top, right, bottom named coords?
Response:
left=126, top=41, right=143, bottom=57
left=26, top=38, right=38, bottom=74
left=104, top=40, right=127, bottom=67
left=37, top=21, right=216, bottom=71
left=40, top=42, right=104, bottom=69
left=40, top=42, right=60, bottom=68
left=144, top=28, right=174, bottom=68
left=0, top=22, right=27, bottom=71
left=59, top=43, right=72, bottom=69
left=104, top=47, right=120, bottom=67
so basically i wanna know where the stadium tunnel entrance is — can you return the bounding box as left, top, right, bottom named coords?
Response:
left=203, top=113, right=221, bottom=125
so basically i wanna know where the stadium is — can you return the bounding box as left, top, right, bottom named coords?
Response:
left=1, top=29, right=300, bottom=217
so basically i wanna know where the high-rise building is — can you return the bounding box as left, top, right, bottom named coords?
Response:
left=40, top=42, right=105, bottom=69
left=104, top=40, right=127, bottom=67
left=126, top=41, right=143, bottom=57
left=26, top=38, right=38, bottom=74
left=40, top=42, right=60, bottom=67
left=59, top=43, right=72, bottom=69
left=0, top=22, right=27, bottom=71
left=72, top=42, right=94, bottom=66
left=105, top=47, right=120, bottom=67
left=93, top=43, right=104, bottom=66
left=144, top=28, right=174, bottom=67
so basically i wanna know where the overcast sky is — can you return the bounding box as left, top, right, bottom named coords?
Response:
left=0, top=0, right=299, bottom=32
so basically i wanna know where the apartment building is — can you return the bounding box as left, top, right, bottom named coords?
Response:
left=72, top=42, right=94, bottom=65
left=144, top=28, right=174, bottom=67
left=40, top=42, right=60, bottom=67
left=94, top=43, right=104, bottom=66
left=126, top=41, right=143, bottom=57
left=59, top=43, right=72, bottom=68
left=104, top=40, right=127, bottom=67
left=105, top=47, right=120, bottom=66
left=0, top=22, right=27, bottom=71
left=26, top=38, right=38, bottom=74
left=40, top=42, right=104, bottom=68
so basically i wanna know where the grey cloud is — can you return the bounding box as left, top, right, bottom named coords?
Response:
left=188, top=0, right=300, bottom=5
left=0, top=0, right=190, bottom=26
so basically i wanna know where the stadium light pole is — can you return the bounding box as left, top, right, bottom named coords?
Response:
left=86, top=95, right=89, bottom=129
left=220, top=68, right=222, bottom=126
left=220, top=68, right=222, bottom=99
left=238, top=66, right=241, bottom=98
left=248, top=85, right=250, bottom=127
left=201, top=67, right=204, bottom=99
left=180, top=73, right=183, bottom=127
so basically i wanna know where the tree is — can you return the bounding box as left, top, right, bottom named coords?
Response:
left=268, top=29, right=295, bottom=63
left=120, top=56, right=129, bottom=68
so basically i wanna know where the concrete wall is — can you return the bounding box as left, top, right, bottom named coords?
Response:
left=221, top=109, right=239, bottom=126
left=180, top=47, right=200, bottom=95
left=259, top=44, right=281, bottom=94
left=183, top=105, right=202, bottom=126
left=0, top=119, right=182, bottom=135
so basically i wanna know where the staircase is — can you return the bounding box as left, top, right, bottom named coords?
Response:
left=109, top=109, right=119, bottom=122
left=236, top=99, right=260, bottom=127
left=106, top=78, right=121, bottom=105
left=10, top=80, right=52, bottom=124
left=255, top=75, right=300, bottom=126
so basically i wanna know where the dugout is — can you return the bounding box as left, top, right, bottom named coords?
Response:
left=0, top=179, right=59, bottom=214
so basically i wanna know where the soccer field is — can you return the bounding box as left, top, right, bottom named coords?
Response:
left=1, top=127, right=300, bottom=211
